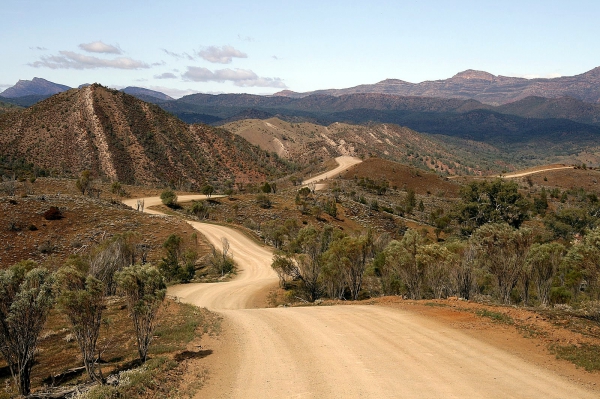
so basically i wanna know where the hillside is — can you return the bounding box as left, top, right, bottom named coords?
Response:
left=0, top=101, right=22, bottom=114
left=275, top=67, right=600, bottom=105
left=496, top=96, right=600, bottom=125
left=167, top=92, right=600, bottom=168
left=0, top=85, right=292, bottom=187
left=342, top=158, right=461, bottom=197
left=222, top=117, right=504, bottom=175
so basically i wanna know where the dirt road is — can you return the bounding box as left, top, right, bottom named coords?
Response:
left=125, top=193, right=598, bottom=398
left=303, top=156, right=362, bottom=187
left=499, top=165, right=574, bottom=178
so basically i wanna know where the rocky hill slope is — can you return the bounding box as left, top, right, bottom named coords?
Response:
left=222, top=117, right=506, bottom=175
left=0, top=85, right=291, bottom=187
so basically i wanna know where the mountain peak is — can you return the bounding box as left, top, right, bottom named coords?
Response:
left=0, top=77, right=70, bottom=98
left=272, top=90, right=302, bottom=97
left=376, top=78, right=413, bottom=85
left=452, top=70, right=496, bottom=81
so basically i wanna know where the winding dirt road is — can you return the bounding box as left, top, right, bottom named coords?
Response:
left=124, top=161, right=598, bottom=398
left=303, top=155, right=362, bottom=188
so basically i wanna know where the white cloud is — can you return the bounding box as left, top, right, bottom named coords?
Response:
left=197, top=45, right=247, bottom=64
left=154, top=72, right=177, bottom=79
left=29, top=46, right=47, bottom=51
left=161, top=48, right=194, bottom=60
left=30, top=51, right=150, bottom=70
left=182, top=67, right=286, bottom=88
left=79, top=41, right=122, bottom=54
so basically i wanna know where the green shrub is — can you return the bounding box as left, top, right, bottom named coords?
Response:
left=160, top=190, right=177, bottom=208
left=549, top=286, right=572, bottom=305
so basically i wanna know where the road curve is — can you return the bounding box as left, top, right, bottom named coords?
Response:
left=125, top=192, right=597, bottom=398
left=302, top=155, right=362, bottom=187
left=123, top=195, right=278, bottom=310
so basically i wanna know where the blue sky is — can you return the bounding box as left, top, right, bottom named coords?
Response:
left=2, top=0, right=599, bottom=98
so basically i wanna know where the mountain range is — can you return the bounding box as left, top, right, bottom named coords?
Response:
left=274, top=67, right=600, bottom=105
left=3, top=67, right=600, bottom=174
left=3, top=66, right=600, bottom=107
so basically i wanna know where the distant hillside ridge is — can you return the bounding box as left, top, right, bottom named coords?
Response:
left=0, top=85, right=292, bottom=187
left=165, top=92, right=600, bottom=128
left=274, top=67, right=600, bottom=105
left=0, top=77, right=70, bottom=98
left=121, top=87, right=174, bottom=102
left=222, top=117, right=512, bottom=175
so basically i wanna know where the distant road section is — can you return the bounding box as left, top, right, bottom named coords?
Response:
left=302, top=156, right=362, bottom=187
left=499, top=165, right=574, bottom=178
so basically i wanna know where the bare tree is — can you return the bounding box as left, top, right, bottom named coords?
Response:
left=455, top=244, right=476, bottom=300
left=0, top=261, right=55, bottom=396
left=210, top=237, right=234, bottom=277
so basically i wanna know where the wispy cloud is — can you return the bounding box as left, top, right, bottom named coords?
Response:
left=161, top=48, right=194, bottom=61
left=183, top=67, right=286, bottom=88
left=154, top=72, right=177, bottom=79
left=238, top=34, right=255, bottom=42
left=272, top=55, right=281, bottom=60
left=79, top=41, right=122, bottom=54
left=197, top=45, right=247, bottom=64
left=30, top=51, right=149, bottom=70
left=29, top=46, right=48, bottom=51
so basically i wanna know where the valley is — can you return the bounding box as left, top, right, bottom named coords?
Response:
left=2, top=78, right=600, bottom=398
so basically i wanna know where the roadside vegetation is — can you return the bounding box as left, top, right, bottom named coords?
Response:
left=0, top=180, right=225, bottom=397
left=0, top=228, right=221, bottom=398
